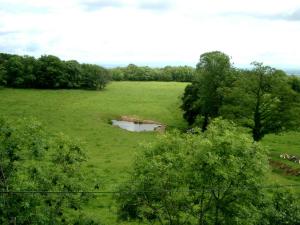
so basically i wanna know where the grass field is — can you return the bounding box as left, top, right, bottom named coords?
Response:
left=0, top=81, right=300, bottom=224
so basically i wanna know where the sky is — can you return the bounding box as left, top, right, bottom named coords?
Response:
left=1, top=0, right=300, bottom=69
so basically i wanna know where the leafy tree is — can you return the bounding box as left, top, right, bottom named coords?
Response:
left=63, top=60, right=82, bottom=88
left=259, top=189, right=300, bottom=225
left=116, top=119, right=269, bottom=225
left=81, top=64, right=111, bottom=90
left=222, top=62, right=300, bottom=141
left=35, top=55, right=65, bottom=88
left=109, top=65, right=195, bottom=82
left=0, top=118, right=97, bottom=224
left=0, top=52, right=111, bottom=90
left=0, top=65, right=7, bottom=87
left=181, top=51, right=234, bottom=131
left=181, top=82, right=201, bottom=125
left=288, top=75, right=300, bottom=93
left=22, top=56, right=37, bottom=88
left=110, top=68, right=124, bottom=81
left=5, top=56, right=25, bottom=87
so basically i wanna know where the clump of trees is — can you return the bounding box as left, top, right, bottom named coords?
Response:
left=109, top=64, right=195, bottom=82
left=116, top=119, right=300, bottom=224
left=0, top=118, right=100, bottom=224
left=181, top=51, right=300, bottom=141
left=0, top=52, right=196, bottom=88
left=0, top=53, right=111, bottom=90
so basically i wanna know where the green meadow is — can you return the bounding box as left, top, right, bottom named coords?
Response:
left=0, top=81, right=299, bottom=224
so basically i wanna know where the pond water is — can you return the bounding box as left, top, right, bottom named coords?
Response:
left=112, top=120, right=162, bottom=132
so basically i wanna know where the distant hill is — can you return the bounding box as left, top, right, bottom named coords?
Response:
left=284, top=69, right=300, bottom=75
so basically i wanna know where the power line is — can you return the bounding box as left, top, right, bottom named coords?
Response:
left=1, top=184, right=300, bottom=194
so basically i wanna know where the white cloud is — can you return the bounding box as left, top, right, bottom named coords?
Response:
left=0, top=0, right=300, bottom=68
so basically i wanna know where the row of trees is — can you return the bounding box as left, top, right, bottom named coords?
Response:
left=0, top=53, right=111, bottom=90
left=109, top=64, right=195, bottom=82
left=116, top=119, right=300, bottom=225
left=181, top=51, right=300, bottom=141
left=0, top=52, right=197, bottom=88
left=0, top=118, right=100, bottom=224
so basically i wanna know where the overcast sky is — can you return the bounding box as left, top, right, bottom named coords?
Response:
left=1, top=0, right=300, bottom=68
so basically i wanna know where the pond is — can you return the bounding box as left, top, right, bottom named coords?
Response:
left=112, top=120, right=162, bottom=132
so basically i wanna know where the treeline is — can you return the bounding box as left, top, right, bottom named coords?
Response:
left=109, top=64, right=195, bottom=82
left=0, top=53, right=111, bottom=90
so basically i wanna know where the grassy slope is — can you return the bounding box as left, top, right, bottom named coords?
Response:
left=0, top=81, right=299, bottom=223
left=262, top=132, right=300, bottom=184
left=0, top=82, right=187, bottom=223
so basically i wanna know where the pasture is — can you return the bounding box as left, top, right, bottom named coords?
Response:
left=0, top=81, right=299, bottom=224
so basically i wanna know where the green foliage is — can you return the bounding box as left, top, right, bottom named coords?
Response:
left=35, top=55, right=65, bottom=88
left=181, top=52, right=300, bottom=141
left=63, top=60, right=83, bottom=88
left=289, top=75, right=300, bottom=93
left=81, top=64, right=111, bottom=90
left=110, top=68, right=124, bottom=81
left=0, top=82, right=300, bottom=224
left=0, top=65, right=7, bottom=87
left=0, top=52, right=111, bottom=90
left=0, top=82, right=187, bottom=223
left=109, top=64, right=195, bottom=82
left=116, top=119, right=269, bottom=225
left=181, top=51, right=234, bottom=130
left=222, top=62, right=300, bottom=141
left=0, top=118, right=96, bottom=224
left=5, top=55, right=25, bottom=87
left=259, top=189, right=300, bottom=225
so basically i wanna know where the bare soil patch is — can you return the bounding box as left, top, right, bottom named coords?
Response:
left=269, top=159, right=300, bottom=176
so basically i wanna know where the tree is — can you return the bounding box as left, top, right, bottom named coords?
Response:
left=0, top=65, right=7, bottom=87
left=35, top=55, right=65, bottom=88
left=116, top=119, right=269, bottom=225
left=181, top=51, right=234, bottom=131
left=110, top=68, right=124, bottom=81
left=0, top=118, right=97, bottom=224
left=181, top=82, right=202, bottom=125
left=0, top=51, right=111, bottom=91
left=288, top=75, right=300, bottom=93
left=63, top=60, right=82, bottom=88
left=222, top=62, right=300, bottom=141
left=81, top=64, right=111, bottom=90
left=22, top=56, right=37, bottom=88
left=259, top=189, right=300, bottom=225
left=108, top=65, right=195, bottom=82
left=5, top=56, right=25, bottom=87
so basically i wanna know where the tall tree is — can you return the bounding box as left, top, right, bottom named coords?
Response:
left=222, top=62, right=300, bottom=141
left=181, top=51, right=234, bottom=130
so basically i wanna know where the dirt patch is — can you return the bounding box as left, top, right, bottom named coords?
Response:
left=120, top=116, right=162, bottom=124
left=269, top=159, right=300, bottom=176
